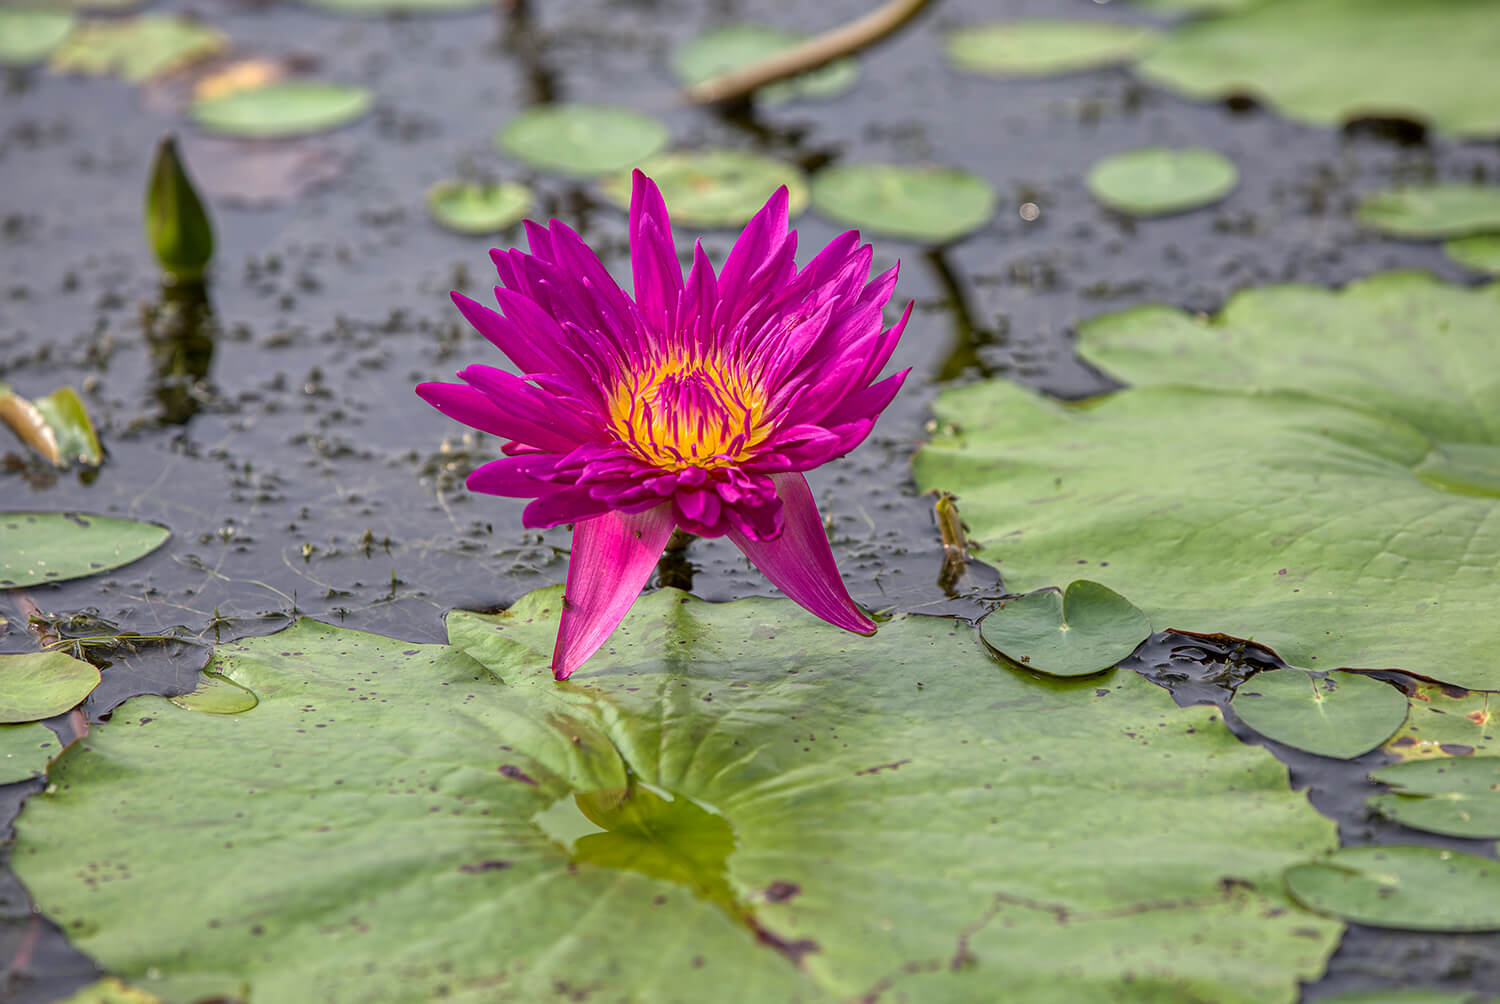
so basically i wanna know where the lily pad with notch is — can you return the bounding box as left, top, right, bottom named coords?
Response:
left=426, top=181, right=533, bottom=236
left=1366, top=756, right=1500, bottom=838
left=979, top=580, right=1150, bottom=677
left=0, top=651, right=101, bottom=724
left=1285, top=845, right=1500, bottom=932
left=497, top=104, right=669, bottom=178
left=600, top=150, right=808, bottom=229
left=1, top=512, right=170, bottom=588
left=1232, top=669, right=1408, bottom=760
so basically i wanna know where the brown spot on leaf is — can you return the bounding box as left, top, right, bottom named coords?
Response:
left=459, top=860, right=511, bottom=874
left=764, top=881, right=800, bottom=903
left=499, top=764, right=538, bottom=785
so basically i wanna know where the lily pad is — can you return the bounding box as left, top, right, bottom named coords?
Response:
left=301, top=0, right=491, bottom=12
left=0, top=511, right=170, bottom=588
left=1285, top=846, right=1500, bottom=932
left=0, top=722, right=60, bottom=784
left=947, top=20, right=1160, bottom=77
left=49, top=14, right=225, bottom=82
left=1086, top=147, right=1237, bottom=216
left=191, top=82, right=374, bottom=139
left=1366, top=756, right=1500, bottom=838
left=1355, top=185, right=1500, bottom=239
left=0, top=10, right=76, bottom=66
left=497, top=104, right=669, bottom=178
left=0, top=650, right=101, bottom=723
left=425, top=180, right=533, bottom=236
left=1445, top=235, right=1500, bottom=275
left=811, top=163, right=996, bottom=244
left=13, top=588, right=1341, bottom=1002
left=1136, top=0, right=1500, bottom=138
left=1385, top=683, right=1495, bottom=761
left=978, top=580, right=1150, bottom=677
left=1232, top=670, right=1407, bottom=760
left=673, top=24, right=858, bottom=104
left=912, top=274, right=1500, bottom=690
left=600, top=150, right=807, bottom=228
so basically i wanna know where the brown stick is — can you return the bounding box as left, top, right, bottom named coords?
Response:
left=686, top=0, right=935, bottom=105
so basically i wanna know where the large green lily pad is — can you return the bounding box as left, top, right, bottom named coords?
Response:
left=913, top=273, right=1500, bottom=690
left=14, top=588, right=1340, bottom=1002
left=1232, top=670, right=1408, bottom=760
left=48, top=14, right=224, bottom=82
left=947, top=20, right=1160, bottom=77
left=1385, top=683, right=1495, bottom=761
left=497, top=104, right=669, bottom=178
left=1355, top=185, right=1500, bottom=239
left=600, top=150, right=808, bottom=228
left=1285, top=846, right=1500, bottom=932
left=425, top=180, right=533, bottom=236
left=1086, top=147, right=1237, bottom=216
left=1136, top=0, right=1500, bottom=138
left=0, top=722, right=60, bottom=784
left=1367, top=756, right=1500, bottom=838
left=673, top=24, right=858, bottom=103
left=0, top=650, right=101, bottom=723
left=978, top=580, right=1150, bottom=677
left=811, top=163, right=997, bottom=244
left=190, top=82, right=374, bottom=139
left=1, top=511, right=170, bottom=588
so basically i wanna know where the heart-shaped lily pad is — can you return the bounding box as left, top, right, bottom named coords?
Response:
left=1384, top=683, right=1495, bottom=761
left=0, top=512, right=170, bottom=588
left=600, top=150, right=807, bottom=228
left=1445, top=234, right=1500, bottom=274
left=49, top=14, right=224, bottom=82
left=947, top=20, right=1160, bottom=77
left=0, top=722, right=60, bottom=784
left=1086, top=147, right=1237, bottom=216
left=1285, top=846, right=1500, bottom=932
left=497, top=104, right=669, bottom=178
left=13, top=588, right=1341, bottom=1002
left=0, top=650, right=102, bottom=723
left=1366, top=756, right=1500, bottom=838
left=0, top=10, right=76, bottom=65
left=811, top=163, right=996, bottom=244
left=425, top=180, right=533, bottom=236
left=1355, top=184, right=1500, bottom=239
left=673, top=23, right=858, bottom=103
left=979, top=580, right=1150, bottom=677
left=191, top=82, right=374, bottom=139
left=1232, top=670, right=1408, bottom=760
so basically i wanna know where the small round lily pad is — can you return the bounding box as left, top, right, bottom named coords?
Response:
left=1087, top=147, right=1238, bottom=216
left=0, top=10, right=76, bottom=66
left=1367, top=756, right=1500, bottom=838
left=1355, top=184, right=1500, bottom=239
left=979, top=580, right=1150, bottom=678
left=0, top=651, right=102, bottom=723
left=1233, top=669, right=1407, bottom=760
left=426, top=181, right=533, bottom=236
left=673, top=24, right=858, bottom=103
left=497, top=104, right=669, bottom=178
left=1, top=511, right=170, bottom=588
left=600, top=150, right=807, bottom=228
left=190, top=81, right=374, bottom=139
left=1445, top=234, right=1500, bottom=274
left=947, top=20, right=1160, bottom=77
left=0, top=722, right=59, bottom=784
left=1285, top=845, right=1500, bottom=932
left=811, top=163, right=996, bottom=244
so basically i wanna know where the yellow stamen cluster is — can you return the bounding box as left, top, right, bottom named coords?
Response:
left=608, top=355, right=770, bottom=471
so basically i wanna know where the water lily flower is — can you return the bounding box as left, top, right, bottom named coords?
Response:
left=417, top=171, right=911, bottom=680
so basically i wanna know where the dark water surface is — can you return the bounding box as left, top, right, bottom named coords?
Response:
left=2, top=0, right=1497, bottom=999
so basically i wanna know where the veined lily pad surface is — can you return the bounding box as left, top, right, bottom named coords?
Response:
left=0, top=512, right=169, bottom=588
left=1231, top=670, right=1408, bottom=760
left=14, top=588, right=1341, bottom=1002
left=1136, top=0, right=1500, bottom=137
left=913, top=273, right=1500, bottom=690
left=978, top=579, right=1150, bottom=677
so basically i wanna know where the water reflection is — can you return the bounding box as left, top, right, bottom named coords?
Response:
left=143, top=280, right=216, bottom=426
left=925, top=249, right=1004, bottom=382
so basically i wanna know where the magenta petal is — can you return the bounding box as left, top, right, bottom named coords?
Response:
left=727, top=472, right=874, bottom=635
left=553, top=503, right=677, bottom=680
left=629, top=171, right=683, bottom=327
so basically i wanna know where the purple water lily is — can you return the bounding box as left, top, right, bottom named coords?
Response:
left=418, top=171, right=912, bottom=679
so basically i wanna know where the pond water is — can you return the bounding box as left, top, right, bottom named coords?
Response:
left=2, top=0, right=1497, bottom=1000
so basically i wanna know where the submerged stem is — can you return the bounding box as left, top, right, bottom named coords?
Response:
left=656, top=529, right=696, bottom=592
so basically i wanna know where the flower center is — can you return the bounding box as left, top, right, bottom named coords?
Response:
left=608, top=357, right=769, bottom=470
